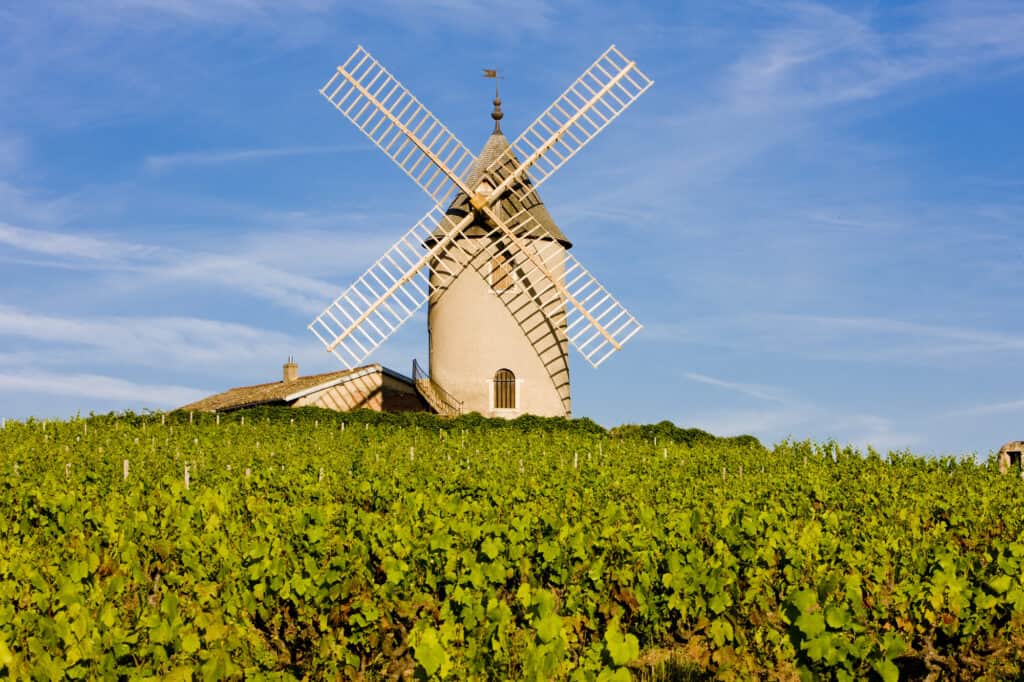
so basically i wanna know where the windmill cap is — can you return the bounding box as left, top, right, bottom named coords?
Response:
left=425, top=130, right=572, bottom=249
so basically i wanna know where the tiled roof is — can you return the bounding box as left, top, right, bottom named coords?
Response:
left=178, top=366, right=370, bottom=412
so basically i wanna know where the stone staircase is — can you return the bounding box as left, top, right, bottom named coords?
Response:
left=412, top=360, right=462, bottom=417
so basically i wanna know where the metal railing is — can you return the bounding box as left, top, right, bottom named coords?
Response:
left=412, top=359, right=463, bottom=416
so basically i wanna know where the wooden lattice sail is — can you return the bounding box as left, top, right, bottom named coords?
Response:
left=307, top=44, right=653, bottom=414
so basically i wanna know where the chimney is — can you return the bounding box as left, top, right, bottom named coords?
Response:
left=283, top=356, right=298, bottom=383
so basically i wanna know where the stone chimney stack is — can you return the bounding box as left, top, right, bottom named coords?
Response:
left=283, top=356, right=298, bottom=383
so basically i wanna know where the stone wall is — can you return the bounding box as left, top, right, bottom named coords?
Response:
left=293, top=369, right=429, bottom=414
left=998, top=440, right=1024, bottom=475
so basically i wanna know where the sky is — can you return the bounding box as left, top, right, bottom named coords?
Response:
left=1, top=1, right=1022, bottom=457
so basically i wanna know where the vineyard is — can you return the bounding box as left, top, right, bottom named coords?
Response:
left=1, top=408, right=1022, bottom=680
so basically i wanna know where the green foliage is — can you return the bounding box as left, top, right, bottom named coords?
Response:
left=609, top=420, right=764, bottom=450
left=0, top=416, right=1021, bottom=680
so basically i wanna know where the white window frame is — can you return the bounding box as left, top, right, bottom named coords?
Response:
left=486, top=374, right=523, bottom=415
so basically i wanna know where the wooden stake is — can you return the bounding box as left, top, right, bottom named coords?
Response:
left=123, top=459, right=129, bottom=481
left=65, top=462, right=71, bottom=479
left=184, top=464, right=190, bottom=489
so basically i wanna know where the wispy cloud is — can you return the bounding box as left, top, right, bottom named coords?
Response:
left=63, top=0, right=337, bottom=29
left=684, top=371, right=788, bottom=402
left=0, top=182, right=70, bottom=227
left=0, top=222, right=156, bottom=262
left=0, top=305, right=302, bottom=371
left=0, top=370, right=205, bottom=406
left=726, top=1, right=1024, bottom=115
left=143, top=143, right=368, bottom=173
left=649, top=314, right=1024, bottom=364
left=144, top=254, right=338, bottom=314
left=0, top=134, right=28, bottom=175
left=0, top=222, right=375, bottom=314
left=771, top=314, right=1024, bottom=357
left=679, top=372, right=921, bottom=453
left=948, top=399, right=1024, bottom=417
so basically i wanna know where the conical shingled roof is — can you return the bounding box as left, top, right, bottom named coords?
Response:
left=427, top=130, right=572, bottom=249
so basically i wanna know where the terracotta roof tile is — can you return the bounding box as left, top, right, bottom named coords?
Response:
left=178, top=366, right=372, bottom=412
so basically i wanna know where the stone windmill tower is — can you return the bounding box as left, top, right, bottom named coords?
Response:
left=308, top=46, right=653, bottom=417
left=426, top=92, right=574, bottom=417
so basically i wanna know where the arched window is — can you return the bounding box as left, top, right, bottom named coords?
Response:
left=493, top=368, right=516, bottom=409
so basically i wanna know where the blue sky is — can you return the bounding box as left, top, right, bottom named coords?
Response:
left=1, top=1, right=1022, bottom=456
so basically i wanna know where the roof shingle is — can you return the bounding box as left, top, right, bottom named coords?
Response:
left=178, top=366, right=369, bottom=412
left=427, top=131, right=571, bottom=248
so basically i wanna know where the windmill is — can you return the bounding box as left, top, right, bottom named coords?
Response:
left=308, top=45, right=653, bottom=417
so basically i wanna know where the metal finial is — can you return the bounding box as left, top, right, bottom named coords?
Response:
left=483, top=68, right=502, bottom=133
left=491, top=95, right=503, bottom=132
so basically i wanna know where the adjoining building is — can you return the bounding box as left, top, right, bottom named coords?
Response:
left=179, top=360, right=430, bottom=414
left=998, top=441, right=1024, bottom=475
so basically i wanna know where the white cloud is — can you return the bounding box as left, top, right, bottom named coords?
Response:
left=677, top=369, right=920, bottom=452
left=356, top=0, right=555, bottom=35
left=143, top=144, right=368, bottom=173
left=0, top=305, right=302, bottom=371
left=77, top=0, right=334, bottom=24
left=0, top=134, right=28, bottom=175
left=687, top=402, right=920, bottom=454
left=770, top=314, right=1024, bottom=357
left=0, top=222, right=156, bottom=262
left=725, top=1, right=1024, bottom=115
left=0, top=222, right=373, bottom=315
left=647, top=314, right=1024, bottom=364
left=146, top=254, right=339, bottom=315
left=0, top=371, right=205, bottom=406
left=0, top=182, right=70, bottom=227
left=684, top=371, right=788, bottom=402
left=948, top=399, right=1024, bottom=417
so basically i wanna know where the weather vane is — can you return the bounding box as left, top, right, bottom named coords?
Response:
left=482, top=69, right=503, bottom=131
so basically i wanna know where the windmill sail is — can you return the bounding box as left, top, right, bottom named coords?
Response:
left=464, top=212, right=642, bottom=367
left=320, top=46, right=477, bottom=205
left=310, top=44, right=652, bottom=370
left=309, top=207, right=476, bottom=368
left=481, top=45, right=653, bottom=200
